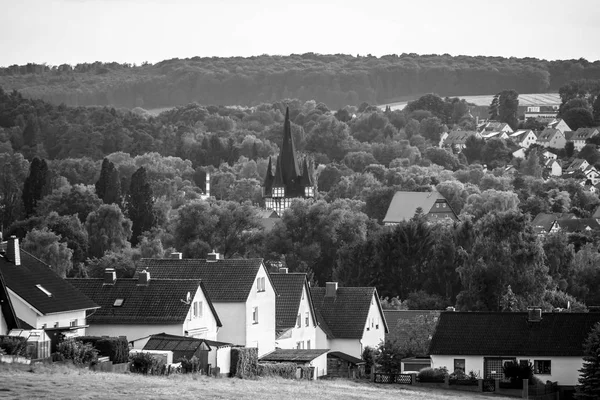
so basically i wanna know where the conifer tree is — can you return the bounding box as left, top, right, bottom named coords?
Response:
left=488, top=94, right=499, bottom=120
left=577, top=322, right=600, bottom=399
left=22, top=157, right=49, bottom=217
left=126, top=167, right=156, bottom=246
left=95, top=158, right=110, bottom=201
left=95, top=158, right=121, bottom=204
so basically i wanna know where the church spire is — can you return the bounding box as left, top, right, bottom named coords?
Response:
left=301, top=157, right=314, bottom=186
left=263, top=156, right=274, bottom=190
left=279, top=107, right=301, bottom=184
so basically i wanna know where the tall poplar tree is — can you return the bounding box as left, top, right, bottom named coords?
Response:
left=126, top=167, right=155, bottom=246
left=95, top=158, right=121, bottom=204
left=22, top=157, right=49, bottom=217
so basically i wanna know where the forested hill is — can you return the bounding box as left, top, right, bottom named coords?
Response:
left=1, top=54, right=599, bottom=109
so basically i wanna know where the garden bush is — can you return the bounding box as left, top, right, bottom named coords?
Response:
left=230, top=347, right=258, bottom=379
left=129, top=352, right=166, bottom=375
left=417, top=366, right=448, bottom=382
left=78, top=336, right=129, bottom=363
left=178, top=356, right=202, bottom=373
left=258, top=362, right=298, bottom=379
left=55, top=339, right=98, bottom=365
left=503, top=361, right=533, bottom=384
left=0, top=336, right=28, bottom=357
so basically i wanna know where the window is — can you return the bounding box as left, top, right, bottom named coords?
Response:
left=454, top=359, right=465, bottom=373
left=198, top=301, right=203, bottom=318
left=296, top=341, right=304, bottom=349
left=113, top=298, right=124, bottom=307
left=297, top=313, right=301, bottom=327
left=436, top=203, right=440, bottom=208
left=305, top=312, right=309, bottom=327
left=70, top=319, right=78, bottom=327
left=442, top=203, right=446, bottom=208
left=306, top=340, right=311, bottom=350
left=257, top=277, right=265, bottom=292
left=36, top=284, right=52, bottom=297
left=534, top=360, right=551, bottom=375
left=252, top=307, right=259, bottom=324
left=193, top=302, right=198, bottom=318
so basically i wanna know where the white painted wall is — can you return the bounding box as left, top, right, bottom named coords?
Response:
left=310, top=353, right=328, bottom=378
left=329, top=339, right=361, bottom=359
left=181, top=286, right=219, bottom=341
left=361, top=294, right=386, bottom=351
left=215, top=346, right=231, bottom=375
left=276, top=284, right=317, bottom=350
left=315, top=325, right=329, bottom=350
left=87, top=323, right=184, bottom=342
left=0, top=306, right=6, bottom=335
left=245, top=264, right=276, bottom=356
left=432, top=355, right=585, bottom=385
left=213, top=302, right=246, bottom=346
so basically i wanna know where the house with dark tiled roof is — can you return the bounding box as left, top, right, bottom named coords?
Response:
left=508, top=130, right=537, bottom=148
left=442, top=130, right=481, bottom=150
left=0, top=237, right=98, bottom=345
left=383, top=191, right=458, bottom=225
left=68, top=269, right=221, bottom=342
left=568, top=128, right=599, bottom=151
left=429, top=310, right=600, bottom=386
left=0, top=265, right=19, bottom=335
left=481, top=121, right=513, bottom=134
left=565, top=158, right=590, bottom=174
left=270, top=269, right=317, bottom=351
left=260, top=348, right=330, bottom=379
left=556, top=218, right=600, bottom=233
left=531, top=213, right=576, bottom=235
left=137, top=252, right=277, bottom=356
left=310, top=283, right=388, bottom=358
left=547, top=119, right=571, bottom=134
left=537, top=128, right=566, bottom=149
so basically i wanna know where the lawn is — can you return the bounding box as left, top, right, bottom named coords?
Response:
left=0, top=363, right=513, bottom=400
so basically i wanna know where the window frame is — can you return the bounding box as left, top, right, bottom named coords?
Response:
left=305, top=312, right=309, bottom=327
left=534, top=360, right=551, bottom=375
left=252, top=306, right=259, bottom=324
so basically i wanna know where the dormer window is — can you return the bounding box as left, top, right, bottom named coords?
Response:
left=273, top=187, right=285, bottom=198
left=304, top=186, right=314, bottom=198
left=113, top=298, right=124, bottom=307
left=257, top=277, right=266, bottom=292
left=36, top=284, right=52, bottom=297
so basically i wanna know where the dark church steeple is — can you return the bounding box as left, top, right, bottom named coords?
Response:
left=262, top=107, right=315, bottom=215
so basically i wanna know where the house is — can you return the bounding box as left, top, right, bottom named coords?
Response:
left=0, top=237, right=98, bottom=350
left=138, top=252, right=277, bottom=356
left=508, top=130, right=537, bottom=148
left=383, top=191, right=458, bottom=225
left=481, top=131, right=509, bottom=140
left=442, top=131, right=481, bottom=150
left=259, top=348, right=329, bottom=379
left=531, top=213, right=576, bottom=235
left=565, top=158, right=590, bottom=173
left=542, top=151, right=557, bottom=161
left=68, top=269, right=221, bottom=341
left=524, top=106, right=559, bottom=121
left=429, top=310, right=600, bottom=387
left=547, top=119, right=572, bottom=134
left=135, top=333, right=231, bottom=376
left=310, top=282, right=388, bottom=359
left=584, top=165, right=600, bottom=185
left=269, top=269, right=317, bottom=351
left=544, top=159, right=562, bottom=177
left=510, top=146, right=526, bottom=160
left=537, top=128, right=566, bottom=149
left=569, top=128, right=599, bottom=151
left=327, top=351, right=366, bottom=378
left=258, top=209, right=280, bottom=233
left=556, top=218, right=600, bottom=233
left=0, top=266, right=19, bottom=335
left=481, top=121, right=513, bottom=134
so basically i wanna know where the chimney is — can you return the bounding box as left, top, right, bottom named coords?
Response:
left=6, top=236, right=20, bottom=266
left=278, top=267, right=288, bottom=274
left=527, top=307, right=542, bottom=322
left=325, top=282, right=338, bottom=298
left=138, top=270, right=150, bottom=286
left=103, top=268, right=116, bottom=285
left=170, top=252, right=183, bottom=260
left=207, top=250, right=221, bottom=262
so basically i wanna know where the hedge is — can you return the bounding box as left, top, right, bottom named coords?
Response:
left=79, top=336, right=129, bottom=363
left=0, top=336, right=28, bottom=357
left=257, top=363, right=312, bottom=380
left=230, top=347, right=258, bottom=379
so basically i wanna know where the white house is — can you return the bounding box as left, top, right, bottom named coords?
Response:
left=429, top=310, right=600, bottom=388
left=481, top=131, right=509, bottom=140
left=565, top=158, right=590, bottom=174
left=547, top=118, right=572, bottom=134
left=310, top=283, right=388, bottom=359
left=0, top=237, right=98, bottom=344
left=542, top=151, right=557, bottom=161
left=68, top=269, right=221, bottom=341
left=509, top=130, right=538, bottom=148
left=544, top=159, right=562, bottom=177
left=584, top=166, right=600, bottom=185
left=139, top=252, right=277, bottom=356
left=270, top=269, right=317, bottom=350
left=568, top=128, right=599, bottom=151
left=537, top=128, right=566, bottom=149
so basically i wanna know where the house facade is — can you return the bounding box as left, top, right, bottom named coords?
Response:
left=269, top=270, right=317, bottom=350
left=69, top=269, right=221, bottom=341
left=544, top=159, right=562, bottom=177
left=0, top=237, right=98, bottom=341
left=547, top=119, right=572, bottom=134
left=311, top=283, right=388, bottom=359
left=442, top=130, right=481, bottom=151
left=508, top=130, right=537, bottom=148
left=383, top=191, right=458, bottom=225
left=139, top=253, right=277, bottom=356
left=537, top=128, right=566, bottom=149
left=569, top=128, right=599, bottom=151
left=429, top=310, right=600, bottom=387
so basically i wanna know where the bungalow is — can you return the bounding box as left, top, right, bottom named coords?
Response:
left=310, top=282, right=388, bottom=359
left=569, top=128, right=599, bottom=151
left=138, top=252, right=277, bottom=356
left=0, top=266, right=19, bottom=335
left=0, top=237, right=98, bottom=348
left=547, top=119, right=572, bottom=133
left=259, top=348, right=329, bottom=379
left=68, top=269, right=222, bottom=341
left=269, top=269, right=317, bottom=351
left=442, top=131, right=481, bottom=151
left=537, top=128, right=566, bottom=149
left=383, top=191, right=458, bottom=225
left=544, top=159, right=562, bottom=177
left=508, top=130, right=537, bottom=148
left=429, top=310, right=600, bottom=387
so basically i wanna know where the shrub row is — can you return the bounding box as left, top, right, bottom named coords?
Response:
left=78, top=336, right=129, bottom=363
left=0, top=336, right=28, bottom=357
left=230, top=347, right=258, bottom=379
left=52, top=339, right=98, bottom=365
left=417, top=367, right=448, bottom=382
left=129, top=352, right=166, bottom=375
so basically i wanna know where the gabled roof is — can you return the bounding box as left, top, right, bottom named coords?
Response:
left=138, top=258, right=275, bottom=302
left=327, top=351, right=365, bottom=365
left=592, top=205, right=600, bottom=219
left=537, top=128, right=562, bottom=142
left=0, top=268, right=20, bottom=331
left=572, top=127, right=599, bottom=140
left=0, top=249, right=98, bottom=315
left=509, top=130, right=535, bottom=142
left=310, top=287, right=388, bottom=339
left=444, top=130, right=479, bottom=145
left=143, top=333, right=232, bottom=352
left=270, top=272, right=316, bottom=332
left=531, top=213, right=575, bottom=233
left=484, top=122, right=511, bottom=132
left=566, top=158, right=588, bottom=172
left=429, top=312, right=600, bottom=357
left=260, top=348, right=329, bottom=362
left=557, top=218, right=600, bottom=233
left=383, top=191, right=451, bottom=224
left=68, top=278, right=221, bottom=326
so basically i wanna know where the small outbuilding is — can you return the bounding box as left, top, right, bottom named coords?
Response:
left=260, top=348, right=329, bottom=379
left=327, top=351, right=365, bottom=378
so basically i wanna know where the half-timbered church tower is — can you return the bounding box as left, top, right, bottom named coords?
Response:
left=262, top=108, right=315, bottom=215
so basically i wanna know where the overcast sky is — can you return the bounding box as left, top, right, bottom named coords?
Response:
left=1, top=0, right=599, bottom=66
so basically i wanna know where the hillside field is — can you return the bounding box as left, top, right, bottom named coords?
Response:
left=0, top=363, right=512, bottom=400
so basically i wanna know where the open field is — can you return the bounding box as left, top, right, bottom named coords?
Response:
left=0, top=363, right=513, bottom=400
left=380, top=93, right=560, bottom=111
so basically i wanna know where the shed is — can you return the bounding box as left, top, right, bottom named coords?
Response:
left=327, top=351, right=365, bottom=378
left=260, top=348, right=329, bottom=379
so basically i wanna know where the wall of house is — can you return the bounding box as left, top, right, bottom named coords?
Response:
left=215, top=346, right=231, bottom=376
left=315, top=325, right=329, bottom=350
left=431, top=355, right=485, bottom=376
left=0, top=307, right=6, bottom=335
left=550, top=134, right=566, bottom=149
left=8, top=290, right=40, bottom=328
left=181, top=286, right=219, bottom=341
left=276, top=285, right=317, bottom=350
left=213, top=303, right=245, bottom=346
left=329, top=339, right=362, bottom=359
left=245, top=264, right=276, bottom=357
left=310, top=353, right=328, bottom=378
left=86, top=323, right=183, bottom=342
left=361, top=294, right=386, bottom=351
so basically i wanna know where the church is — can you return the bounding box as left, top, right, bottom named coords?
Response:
left=262, top=107, right=315, bottom=216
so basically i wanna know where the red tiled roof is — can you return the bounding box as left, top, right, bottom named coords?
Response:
left=429, top=312, right=600, bottom=356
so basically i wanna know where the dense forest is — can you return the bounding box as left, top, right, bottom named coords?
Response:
left=1, top=54, right=600, bottom=109
left=2, top=80, right=600, bottom=313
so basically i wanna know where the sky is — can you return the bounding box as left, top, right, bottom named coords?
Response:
left=1, top=0, right=599, bottom=67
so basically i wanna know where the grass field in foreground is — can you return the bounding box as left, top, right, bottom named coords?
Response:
left=0, top=363, right=513, bottom=400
